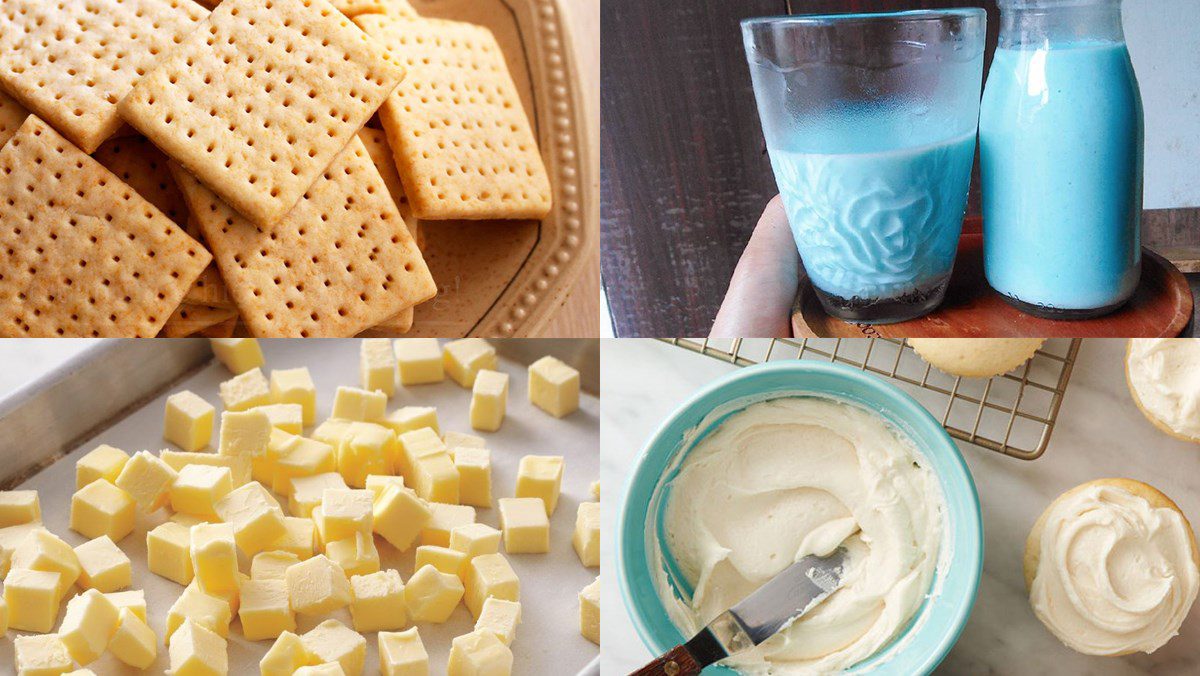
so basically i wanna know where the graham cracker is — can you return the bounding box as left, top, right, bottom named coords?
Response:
left=170, top=136, right=436, bottom=337
left=358, top=126, right=421, bottom=248
left=357, top=307, right=413, bottom=336
left=0, top=0, right=208, bottom=153
left=0, top=116, right=211, bottom=337
left=198, top=314, right=238, bottom=337
left=93, top=135, right=189, bottom=225
left=185, top=265, right=236, bottom=309
left=0, top=90, right=29, bottom=149
left=118, top=0, right=407, bottom=226
left=355, top=15, right=552, bottom=220
left=160, top=303, right=236, bottom=337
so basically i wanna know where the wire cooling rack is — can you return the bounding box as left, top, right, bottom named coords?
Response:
left=660, top=338, right=1081, bottom=460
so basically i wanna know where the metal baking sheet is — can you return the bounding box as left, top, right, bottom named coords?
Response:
left=0, top=339, right=600, bottom=674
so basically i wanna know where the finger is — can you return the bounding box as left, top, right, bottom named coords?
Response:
left=711, top=195, right=800, bottom=337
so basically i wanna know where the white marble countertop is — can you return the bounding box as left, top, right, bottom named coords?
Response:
left=601, top=338, right=1200, bottom=675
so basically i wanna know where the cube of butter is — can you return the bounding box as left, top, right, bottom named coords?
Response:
left=475, top=597, right=522, bottom=646
left=515, top=455, right=564, bottom=515
left=219, top=366, right=271, bottom=411
left=76, top=444, right=130, bottom=489
left=528, top=355, right=581, bottom=418
left=252, top=550, right=302, bottom=581
left=190, top=523, right=240, bottom=594
left=270, top=367, right=318, bottom=426
left=213, top=481, right=287, bottom=555
left=361, top=338, right=397, bottom=396
left=325, top=531, right=380, bottom=578
left=286, top=555, right=351, bottom=615
left=74, top=535, right=132, bottom=592
left=450, top=523, right=502, bottom=560
left=312, top=417, right=355, bottom=447
left=168, top=619, right=228, bottom=675
left=374, top=485, right=432, bottom=552
left=412, top=453, right=460, bottom=505
left=384, top=406, right=440, bottom=436
left=415, top=545, right=468, bottom=578
left=573, top=501, right=600, bottom=568
left=349, top=568, right=406, bottom=632
left=365, top=474, right=406, bottom=502
left=273, top=435, right=336, bottom=497
left=148, top=521, right=195, bottom=585
left=4, top=567, right=63, bottom=632
left=338, top=423, right=393, bottom=488
left=332, top=386, right=387, bottom=422
left=70, top=479, right=136, bottom=543
left=166, top=584, right=233, bottom=641
left=444, top=431, right=486, bottom=449
left=14, top=634, right=73, bottom=676
left=302, top=619, right=367, bottom=676
left=164, top=390, right=216, bottom=452
left=405, top=564, right=464, bottom=623
left=260, top=631, right=318, bottom=676
left=452, top=446, right=492, bottom=507
left=447, top=630, right=513, bottom=676
left=0, top=490, right=40, bottom=527
left=320, top=489, right=375, bottom=541
left=443, top=339, right=497, bottom=388
left=379, top=628, right=429, bottom=676
left=273, top=516, right=316, bottom=560
left=498, top=497, right=550, bottom=554
left=115, top=450, right=178, bottom=513
left=12, top=528, right=82, bottom=597
left=290, top=472, right=348, bottom=518
left=187, top=572, right=246, bottom=617
left=105, top=589, right=147, bottom=623
left=422, top=503, right=476, bottom=548
left=108, top=607, right=158, bottom=669
left=59, top=589, right=120, bottom=665
left=580, top=577, right=600, bottom=645
left=160, top=450, right=252, bottom=487
left=469, top=369, right=509, bottom=432
left=218, top=409, right=272, bottom=457
left=253, top=403, right=305, bottom=435
left=239, top=579, right=296, bottom=641
left=464, top=553, right=520, bottom=619
left=171, top=465, right=233, bottom=518
left=209, top=337, right=264, bottom=374
left=397, top=426, right=447, bottom=478
left=394, top=338, right=444, bottom=385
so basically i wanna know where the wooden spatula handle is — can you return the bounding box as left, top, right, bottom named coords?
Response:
left=630, top=644, right=703, bottom=676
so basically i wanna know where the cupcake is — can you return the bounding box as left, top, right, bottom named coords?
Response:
left=1126, top=339, right=1200, bottom=443
left=1025, top=478, right=1199, bottom=656
left=908, top=338, right=1044, bottom=378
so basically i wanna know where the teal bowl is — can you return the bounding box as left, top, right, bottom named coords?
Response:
left=617, top=360, right=982, bottom=674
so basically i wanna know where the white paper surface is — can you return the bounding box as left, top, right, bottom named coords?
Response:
left=0, top=339, right=600, bottom=674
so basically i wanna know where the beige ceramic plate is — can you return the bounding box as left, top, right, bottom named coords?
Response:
left=405, top=0, right=596, bottom=337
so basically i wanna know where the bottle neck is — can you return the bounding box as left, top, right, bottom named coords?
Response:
left=998, top=0, right=1126, bottom=48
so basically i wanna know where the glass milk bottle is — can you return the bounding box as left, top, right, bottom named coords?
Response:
left=980, top=0, right=1143, bottom=319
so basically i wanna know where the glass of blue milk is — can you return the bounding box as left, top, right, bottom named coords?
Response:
left=980, top=0, right=1143, bottom=319
left=742, top=10, right=985, bottom=324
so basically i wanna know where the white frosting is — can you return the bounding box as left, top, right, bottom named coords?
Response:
left=658, top=397, right=945, bottom=674
left=1127, top=339, right=1200, bottom=440
left=1030, top=484, right=1199, bottom=655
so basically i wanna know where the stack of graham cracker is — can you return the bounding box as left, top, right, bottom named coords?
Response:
left=0, top=0, right=552, bottom=337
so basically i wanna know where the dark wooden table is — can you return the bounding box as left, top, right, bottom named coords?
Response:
left=600, top=0, right=1200, bottom=337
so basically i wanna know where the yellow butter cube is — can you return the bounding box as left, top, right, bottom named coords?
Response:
left=498, top=497, right=550, bottom=554
left=168, top=619, right=228, bottom=675
left=148, top=521, right=194, bottom=585
left=14, top=634, right=73, bottom=676
left=253, top=403, right=305, bottom=435
left=464, top=553, right=520, bottom=619
left=397, top=427, right=446, bottom=478
left=219, top=366, right=271, bottom=412
left=218, top=409, right=272, bottom=457
left=405, top=564, right=464, bottom=623
left=213, top=481, right=287, bottom=555
left=270, top=367, right=318, bottom=425
left=4, top=568, right=62, bottom=632
left=0, top=523, right=42, bottom=578
left=515, top=455, right=564, bottom=515
left=447, top=630, right=513, bottom=676
left=290, top=472, right=348, bottom=518
left=326, top=531, right=380, bottom=578
left=413, top=453, right=460, bottom=505
left=186, top=573, right=246, bottom=617
left=59, top=589, right=120, bottom=665
left=273, top=434, right=336, bottom=496
left=286, top=555, right=351, bottom=615
left=469, top=369, right=509, bottom=432
left=338, top=423, right=394, bottom=487
left=313, top=417, right=355, bottom=447
left=591, top=481, right=600, bottom=501
left=365, top=474, right=406, bottom=502
left=273, top=516, right=316, bottom=560
left=374, top=485, right=432, bottom=551
left=528, top=355, right=581, bottom=418
left=167, top=585, right=232, bottom=641
left=252, top=551, right=301, bottom=580
left=580, top=577, right=600, bottom=645
left=444, top=431, right=486, bottom=448
left=379, top=628, right=428, bottom=676
left=449, top=523, right=502, bottom=560
left=74, top=535, right=131, bottom=592
left=171, top=465, right=233, bottom=518
left=422, top=503, right=476, bottom=548
left=115, top=450, right=178, bottom=513
left=239, top=579, right=296, bottom=641
left=361, top=338, right=398, bottom=396
left=416, top=545, right=468, bottom=578
left=443, top=339, right=497, bottom=388
left=108, top=607, right=157, bottom=669
left=302, top=619, right=367, bottom=676
left=161, top=450, right=252, bottom=486
left=573, top=502, right=601, bottom=568
left=0, top=490, right=40, bottom=527
left=321, top=489, right=374, bottom=541
left=452, top=446, right=492, bottom=507
left=76, top=444, right=130, bottom=490
left=164, top=390, right=216, bottom=452
left=261, top=631, right=318, bottom=676
left=349, top=568, right=406, bottom=632
left=394, top=338, right=444, bottom=385
left=190, top=523, right=240, bottom=594
left=332, top=386, right=387, bottom=422
left=475, top=598, right=521, bottom=646
left=209, top=337, right=264, bottom=374
left=105, top=589, right=147, bottom=623
left=295, top=661, right=347, bottom=675
left=12, top=528, right=81, bottom=597
left=384, top=406, right=440, bottom=436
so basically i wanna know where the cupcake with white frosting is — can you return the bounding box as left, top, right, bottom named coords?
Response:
left=1025, top=478, right=1199, bottom=656
left=1126, top=338, right=1200, bottom=443
left=909, top=338, right=1044, bottom=378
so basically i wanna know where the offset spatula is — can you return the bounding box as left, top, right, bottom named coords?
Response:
left=631, top=548, right=847, bottom=676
